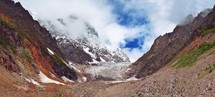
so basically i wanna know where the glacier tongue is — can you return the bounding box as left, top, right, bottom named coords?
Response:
left=85, top=62, right=132, bottom=81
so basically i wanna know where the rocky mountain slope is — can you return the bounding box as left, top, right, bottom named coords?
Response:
left=0, top=0, right=79, bottom=91
left=39, top=16, right=130, bottom=65
left=0, top=0, right=130, bottom=95
left=127, top=6, right=215, bottom=78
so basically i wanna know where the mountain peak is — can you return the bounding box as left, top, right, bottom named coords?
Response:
left=38, top=16, right=130, bottom=64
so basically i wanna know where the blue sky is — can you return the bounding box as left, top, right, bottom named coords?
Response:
left=14, top=0, right=215, bottom=62
left=108, top=0, right=149, bottom=51
left=108, top=0, right=149, bottom=27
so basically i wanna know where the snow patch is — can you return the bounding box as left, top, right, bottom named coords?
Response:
left=24, top=78, right=41, bottom=86
left=83, top=47, right=96, bottom=58
left=78, top=76, right=88, bottom=83
left=126, top=76, right=138, bottom=81
left=105, top=80, right=125, bottom=84
left=38, top=71, right=65, bottom=85
left=82, top=77, right=87, bottom=82
left=100, top=57, right=106, bottom=62
left=89, top=59, right=99, bottom=64
left=47, top=48, right=54, bottom=55
left=68, top=61, right=81, bottom=73
left=61, top=76, right=74, bottom=82
left=50, top=73, right=56, bottom=78
left=61, top=60, right=81, bottom=73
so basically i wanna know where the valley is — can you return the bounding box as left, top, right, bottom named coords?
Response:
left=0, top=0, right=215, bottom=97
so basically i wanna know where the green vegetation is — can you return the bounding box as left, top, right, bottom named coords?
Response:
left=205, top=65, right=215, bottom=73
left=0, top=39, right=17, bottom=54
left=20, top=46, right=33, bottom=62
left=198, top=23, right=215, bottom=36
left=175, top=43, right=215, bottom=68
left=201, top=27, right=215, bottom=36
left=0, top=17, right=15, bottom=29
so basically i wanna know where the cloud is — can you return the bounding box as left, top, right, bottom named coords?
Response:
left=113, top=0, right=215, bottom=61
left=14, top=0, right=215, bottom=62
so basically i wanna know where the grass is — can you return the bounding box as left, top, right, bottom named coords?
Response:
left=174, top=43, right=215, bottom=68
left=0, top=17, right=15, bottom=29
left=198, top=24, right=215, bottom=36
left=201, top=27, right=215, bottom=36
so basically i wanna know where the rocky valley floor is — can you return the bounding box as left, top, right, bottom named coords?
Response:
left=0, top=46, right=215, bottom=97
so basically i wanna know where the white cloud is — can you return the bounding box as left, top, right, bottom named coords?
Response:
left=114, top=0, right=215, bottom=61
left=123, top=48, right=144, bottom=62
left=14, top=0, right=215, bottom=62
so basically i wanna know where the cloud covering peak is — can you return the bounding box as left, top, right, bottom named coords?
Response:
left=14, top=0, right=215, bottom=62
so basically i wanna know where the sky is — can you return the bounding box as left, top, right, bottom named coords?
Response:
left=14, top=0, right=215, bottom=62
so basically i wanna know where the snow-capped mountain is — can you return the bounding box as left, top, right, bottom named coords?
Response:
left=39, top=16, right=130, bottom=64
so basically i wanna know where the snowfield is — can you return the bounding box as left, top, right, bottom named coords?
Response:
left=38, top=71, right=65, bottom=85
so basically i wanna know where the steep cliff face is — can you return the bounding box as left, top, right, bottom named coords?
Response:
left=128, top=5, right=215, bottom=78
left=0, top=0, right=78, bottom=89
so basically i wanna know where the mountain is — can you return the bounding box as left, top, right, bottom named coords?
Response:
left=39, top=16, right=130, bottom=64
left=64, top=6, right=215, bottom=97
left=1, top=0, right=215, bottom=96
left=0, top=0, right=80, bottom=92
left=0, top=0, right=130, bottom=95
left=124, top=6, right=215, bottom=79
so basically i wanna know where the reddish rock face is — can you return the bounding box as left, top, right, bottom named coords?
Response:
left=0, top=0, right=78, bottom=85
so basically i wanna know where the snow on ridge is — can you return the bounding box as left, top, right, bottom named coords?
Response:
left=83, top=47, right=96, bottom=58
left=38, top=71, right=65, bottom=85
left=100, top=57, right=105, bottom=62
left=89, top=59, right=99, bottom=64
